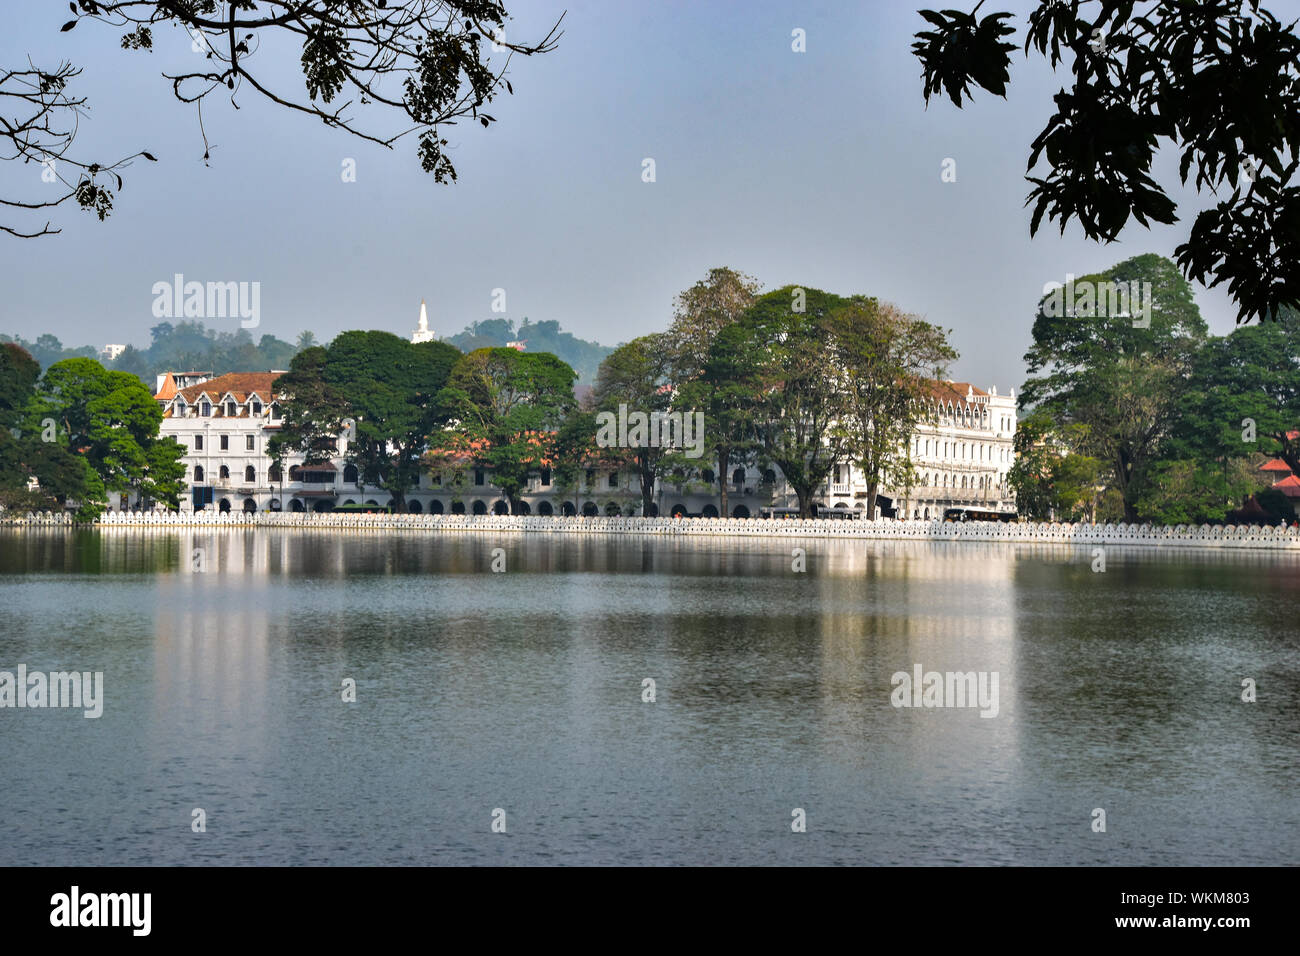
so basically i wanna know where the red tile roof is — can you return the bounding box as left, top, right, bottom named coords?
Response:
left=922, top=380, right=989, bottom=405
left=164, top=372, right=278, bottom=417
left=1260, top=458, right=1294, bottom=473
left=1271, top=474, right=1300, bottom=498
left=154, top=372, right=179, bottom=401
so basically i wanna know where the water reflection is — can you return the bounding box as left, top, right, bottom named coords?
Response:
left=0, top=529, right=1295, bottom=865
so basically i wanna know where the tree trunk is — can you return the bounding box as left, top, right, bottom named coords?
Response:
left=717, top=445, right=730, bottom=517
left=794, top=481, right=815, bottom=518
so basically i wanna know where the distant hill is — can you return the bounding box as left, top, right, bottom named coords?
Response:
left=444, top=318, right=611, bottom=386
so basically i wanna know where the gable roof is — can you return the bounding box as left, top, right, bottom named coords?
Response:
left=164, top=372, right=279, bottom=417
left=922, top=381, right=990, bottom=406
left=1271, top=474, right=1300, bottom=497
left=154, top=372, right=179, bottom=401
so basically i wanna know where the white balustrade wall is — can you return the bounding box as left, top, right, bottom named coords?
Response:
left=2, top=511, right=1299, bottom=550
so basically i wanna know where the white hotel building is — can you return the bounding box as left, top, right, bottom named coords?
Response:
left=153, top=369, right=1015, bottom=518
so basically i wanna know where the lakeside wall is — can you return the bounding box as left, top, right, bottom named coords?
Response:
left=3, top=511, right=1300, bottom=550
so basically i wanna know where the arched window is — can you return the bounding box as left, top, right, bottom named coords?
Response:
left=219, top=465, right=230, bottom=480
left=193, top=465, right=204, bottom=482
left=732, top=468, right=745, bottom=485
left=288, top=465, right=300, bottom=481
left=244, top=465, right=255, bottom=482
left=701, top=469, right=715, bottom=484
left=269, top=464, right=282, bottom=482
left=763, top=469, right=776, bottom=484
left=343, top=464, right=358, bottom=484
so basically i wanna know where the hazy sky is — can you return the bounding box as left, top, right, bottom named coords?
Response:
left=3, top=0, right=1283, bottom=392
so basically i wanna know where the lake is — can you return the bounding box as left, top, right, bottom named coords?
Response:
left=1, top=529, right=1296, bottom=865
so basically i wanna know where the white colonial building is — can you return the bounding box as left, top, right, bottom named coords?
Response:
left=151, top=368, right=1016, bottom=519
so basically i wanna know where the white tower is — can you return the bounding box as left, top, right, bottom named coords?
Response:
left=411, top=300, right=434, bottom=343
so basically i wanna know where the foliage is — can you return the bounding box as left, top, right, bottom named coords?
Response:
left=913, top=0, right=1300, bottom=323
left=437, top=347, right=576, bottom=509
left=1019, top=253, right=1208, bottom=521
left=726, top=286, right=853, bottom=517
left=272, top=331, right=462, bottom=510
left=445, top=318, right=611, bottom=386
left=20, top=356, right=185, bottom=515
left=829, top=299, right=958, bottom=514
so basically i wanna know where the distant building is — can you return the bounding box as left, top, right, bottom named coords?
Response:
left=99, top=344, right=127, bottom=363
left=411, top=300, right=435, bottom=343
left=154, top=371, right=214, bottom=399
left=506, top=340, right=526, bottom=351
left=146, top=366, right=1017, bottom=520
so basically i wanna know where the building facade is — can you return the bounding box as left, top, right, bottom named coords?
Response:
left=151, top=370, right=1016, bottom=518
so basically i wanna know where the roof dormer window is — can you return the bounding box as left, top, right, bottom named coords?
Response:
left=226, top=401, right=237, bottom=417
left=200, top=401, right=211, bottom=417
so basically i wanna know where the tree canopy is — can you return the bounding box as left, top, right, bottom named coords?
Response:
left=913, top=0, right=1300, bottom=323
left=5, top=1, right=560, bottom=236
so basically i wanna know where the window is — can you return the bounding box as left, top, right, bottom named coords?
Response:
left=270, top=403, right=281, bottom=420
left=252, top=401, right=262, bottom=415
left=701, top=469, right=715, bottom=484
left=244, top=466, right=255, bottom=482
left=540, top=468, right=551, bottom=486
left=473, top=469, right=485, bottom=486
left=194, top=435, right=203, bottom=451
left=269, top=464, right=283, bottom=482
left=219, top=465, right=230, bottom=480
left=226, top=401, right=237, bottom=417
left=733, top=468, right=745, bottom=485
left=220, top=435, right=229, bottom=451
left=194, top=466, right=205, bottom=482
left=200, top=401, right=211, bottom=417
left=245, top=435, right=255, bottom=451
left=175, top=401, right=186, bottom=417
left=608, top=473, right=619, bottom=489
left=343, top=464, right=358, bottom=484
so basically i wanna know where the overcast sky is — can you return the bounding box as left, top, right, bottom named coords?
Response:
left=2, top=0, right=1280, bottom=392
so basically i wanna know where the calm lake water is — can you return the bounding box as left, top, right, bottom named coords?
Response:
left=1, top=529, right=1297, bottom=866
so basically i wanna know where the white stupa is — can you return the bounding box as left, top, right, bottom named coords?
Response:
left=411, top=300, right=435, bottom=343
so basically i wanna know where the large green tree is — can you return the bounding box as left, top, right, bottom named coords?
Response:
left=438, top=347, right=577, bottom=511
left=913, top=0, right=1300, bottom=323
left=728, top=286, right=853, bottom=518
left=829, top=299, right=958, bottom=517
left=272, top=332, right=462, bottom=511
left=23, top=357, right=184, bottom=516
left=1019, top=254, right=1208, bottom=522
left=663, top=266, right=763, bottom=514
left=592, top=335, right=674, bottom=516
left=1138, top=308, right=1300, bottom=522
